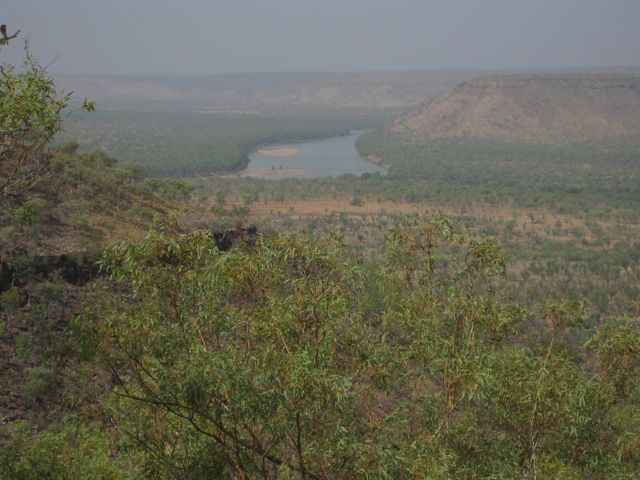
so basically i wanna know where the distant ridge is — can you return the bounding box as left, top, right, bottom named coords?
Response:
left=55, top=71, right=478, bottom=112
left=391, top=74, right=640, bottom=143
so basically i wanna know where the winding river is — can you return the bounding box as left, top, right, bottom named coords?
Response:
left=245, top=131, right=386, bottom=179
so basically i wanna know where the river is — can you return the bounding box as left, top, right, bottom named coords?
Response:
left=244, top=131, right=386, bottom=179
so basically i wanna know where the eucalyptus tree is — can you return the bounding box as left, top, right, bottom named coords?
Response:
left=73, top=215, right=640, bottom=478
left=0, top=36, right=93, bottom=206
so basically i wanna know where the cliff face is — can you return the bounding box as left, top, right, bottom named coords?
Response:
left=391, top=74, right=640, bottom=143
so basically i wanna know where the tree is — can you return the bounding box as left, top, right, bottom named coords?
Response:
left=0, top=36, right=93, bottom=206
left=73, top=215, right=640, bottom=478
left=76, top=227, right=374, bottom=478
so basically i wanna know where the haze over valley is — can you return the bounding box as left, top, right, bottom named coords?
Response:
left=2, top=1, right=640, bottom=478
left=56, top=70, right=480, bottom=113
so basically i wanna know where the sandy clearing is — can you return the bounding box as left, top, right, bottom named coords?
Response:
left=251, top=198, right=438, bottom=217
left=257, top=147, right=299, bottom=157
left=365, top=154, right=390, bottom=169
left=220, top=168, right=308, bottom=178
left=249, top=197, right=605, bottom=230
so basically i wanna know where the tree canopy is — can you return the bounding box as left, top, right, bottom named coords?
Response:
left=65, top=217, right=640, bottom=479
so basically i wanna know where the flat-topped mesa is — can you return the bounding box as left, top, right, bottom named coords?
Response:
left=391, top=74, right=640, bottom=144
left=453, top=74, right=640, bottom=90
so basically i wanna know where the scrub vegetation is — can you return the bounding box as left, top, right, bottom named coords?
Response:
left=2, top=37, right=640, bottom=480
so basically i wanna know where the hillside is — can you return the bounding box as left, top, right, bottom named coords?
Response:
left=391, top=74, right=640, bottom=143
left=56, top=71, right=478, bottom=113
left=215, top=72, right=477, bottom=111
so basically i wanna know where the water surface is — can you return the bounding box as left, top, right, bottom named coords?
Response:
left=246, top=131, right=386, bottom=179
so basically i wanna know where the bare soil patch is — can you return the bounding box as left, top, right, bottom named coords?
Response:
left=257, top=147, right=299, bottom=157
left=221, top=168, right=308, bottom=178
left=251, top=198, right=427, bottom=217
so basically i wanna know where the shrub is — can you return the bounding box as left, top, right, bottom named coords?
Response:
left=0, top=286, right=22, bottom=312
left=24, top=366, right=61, bottom=403
left=12, top=198, right=49, bottom=227
left=33, top=282, right=64, bottom=304
left=0, top=226, right=18, bottom=248
left=0, top=420, right=134, bottom=480
left=350, top=195, right=365, bottom=206
left=7, top=256, right=36, bottom=284
left=15, top=332, right=30, bottom=359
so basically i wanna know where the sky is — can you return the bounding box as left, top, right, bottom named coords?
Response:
left=2, top=0, right=640, bottom=75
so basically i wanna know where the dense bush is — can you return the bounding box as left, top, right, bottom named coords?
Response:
left=62, top=217, right=640, bottom=478
left=23, top=366, right=61, bottom=404
left=0, top=421, right=134, bottom=480
left=355, top=131, right=640, bottom=211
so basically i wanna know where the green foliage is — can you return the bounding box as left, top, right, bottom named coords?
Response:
left=15, top=332, right=31, bottom=360
left=55, top=140, right=80, bottom=156
left=0, top=44, right=107, bottom=247
left=0, top=420, right=134, bottom=480
left=350, top=195, right=364, bottom=206
left=230, top=203, right=250, bottom=222
left=43, top=146, right=193, bottom=221
left=77, top=228, right=369, bottom=477
left=0, top=225, right=18, bottom=248
left=588, top=319, right=640, bottom=398
left=70, top=216, right=640, bottom=478
left=24, top=366, right=61, bottom=403
left=0, top=53, right=69, bottom=204
left=1, top=37, right=636, bottom=479
left=12, top=198, right=49, bottom=227
left=81, top=98, right=96, bottom=112
left=142, top=178, right=195, bottom=202
left=33, top=281, right=64, bottom=304
left=7, top=255, right=36, bottom=284
left=0, top=286, right=22, bottom=312
left=355, top=131, right=640, bottom=211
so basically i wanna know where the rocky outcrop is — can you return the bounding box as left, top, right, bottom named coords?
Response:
left=213, top=225, right=258, bottom=252
left=0, top=254, right=100, bottom=292
left=0, top=226, right=259, bottom=294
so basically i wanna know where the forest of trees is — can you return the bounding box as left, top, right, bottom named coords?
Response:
left=355, top=131, right=640, bottom=212
left=62, top=111, right=387, bottom=176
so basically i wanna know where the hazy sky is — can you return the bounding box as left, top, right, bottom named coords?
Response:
left=3, top=0, right=640, bottom=75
